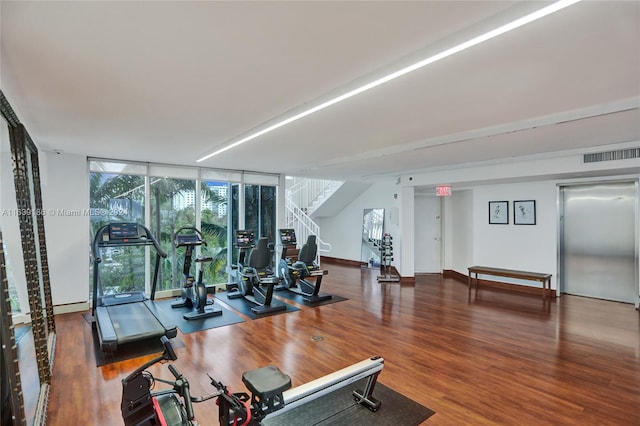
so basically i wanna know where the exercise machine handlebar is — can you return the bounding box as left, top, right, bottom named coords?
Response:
left=93, top=222, right=167, bottom=263
left=174, top=226, right=207, bottom=248
left=167, top=364, right=195, bottom=421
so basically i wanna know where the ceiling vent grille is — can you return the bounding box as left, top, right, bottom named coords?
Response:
left=583, top=148, right=640, bottom=163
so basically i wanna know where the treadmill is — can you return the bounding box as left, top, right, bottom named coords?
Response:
left=92, top=222, right=177, bottom=352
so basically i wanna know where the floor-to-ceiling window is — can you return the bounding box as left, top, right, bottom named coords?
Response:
left=88, top=161, right=278, bottom=297
left=244, top=184, right=277, bottom=244
left=89, top=162, right=146, bottom=295
left=242, top=180, right=277, bottom=271
left=200, top=180, right=229, bottom=285
left=150, top=176, right=197, bottom=291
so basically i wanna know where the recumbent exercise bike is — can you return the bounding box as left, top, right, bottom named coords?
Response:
left=227, top=230, right=286, bottom=315
left=276, top=229, right=332, bottom=304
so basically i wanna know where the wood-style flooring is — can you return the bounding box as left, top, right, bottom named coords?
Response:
left=45, top=263, right=640, bottom=425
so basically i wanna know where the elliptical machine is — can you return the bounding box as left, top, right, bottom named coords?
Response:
left=171, top=227, right=222, bottom=321
left=277, top=229, right=331, bottom=304
left=227, top=230, right=287, bottom=315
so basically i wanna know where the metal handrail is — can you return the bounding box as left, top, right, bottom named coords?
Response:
left=285, top=197, right=332, bottom=265
left=287, top=178, right=343, bottom=217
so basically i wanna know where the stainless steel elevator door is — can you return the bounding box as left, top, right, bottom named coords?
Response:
left=560, top=182, right=637, bottom=303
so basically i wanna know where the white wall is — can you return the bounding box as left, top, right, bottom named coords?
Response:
left=1, top=147, right=89, bottom=311
left=318, top=179, right=574, bottom=289
left=403, top=141, right=638, bottom=291
left=40, top=152, right=90, bottom=306
left=318, top=176, right=627, bottom=294
left=470, top=181, right=558, bottom=289
left=316, top=181, right=401, bottom=265
left=398, top=186, right=414, bottom=276
left=449, top=189, right=473, bottom=275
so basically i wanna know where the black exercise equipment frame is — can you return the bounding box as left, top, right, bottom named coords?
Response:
left=276, top=229, right=332, bottom=304
left=227, top=230, right=286, bottom=315
left=91, top=223, right=177, bottom=352
left=92, top=223, right=166, bottom=314
left=170, top=226, right=222, bottom=321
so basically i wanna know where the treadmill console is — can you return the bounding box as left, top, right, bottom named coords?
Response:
left=235, top=230, right=255, bottom=249
left=108, top=223, right=140, bottom=240
left=279, top=229, right=297, bottom=246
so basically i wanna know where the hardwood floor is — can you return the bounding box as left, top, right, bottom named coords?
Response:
left=46, top=263, right=640, bottom=425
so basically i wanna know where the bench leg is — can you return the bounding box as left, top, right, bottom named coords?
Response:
left=474, top=273, right=479, bottom=298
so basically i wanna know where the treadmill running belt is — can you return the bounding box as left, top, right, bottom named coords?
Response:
left=107, top=303, right=166, bottom=344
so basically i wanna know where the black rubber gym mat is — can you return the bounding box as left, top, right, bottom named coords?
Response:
left=274, top=291, right=348, bottom=307
left=153, top=298, right=245, bottom=334
left=261, top=378, right=435, bottom=426
left=216, top=291, right=299, bottom=319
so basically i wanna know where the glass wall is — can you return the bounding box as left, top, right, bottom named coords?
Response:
left=88, top=160, right=278, bottom=295
left=245, top=184, right=277, bottom=244
left=200, top=181, right=230, bottom=285
left=150, top=177, right=196, bottom=291
left=89, top=171, right=146, bottom=295
left=230, top=183, right=240, bottom=266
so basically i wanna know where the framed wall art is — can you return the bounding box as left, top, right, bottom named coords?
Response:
left=488, top=201, right=509, bottom=224
left=514, top=200, right=536, bottom=225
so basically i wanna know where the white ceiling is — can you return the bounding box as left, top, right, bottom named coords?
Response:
left=1, top=1, right=639, bottom=182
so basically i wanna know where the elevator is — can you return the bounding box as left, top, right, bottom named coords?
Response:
left=559, top=181, right=638, bottom=304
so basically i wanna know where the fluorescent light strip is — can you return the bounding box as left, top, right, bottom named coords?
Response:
left=197, top=0, right=581, bottom=163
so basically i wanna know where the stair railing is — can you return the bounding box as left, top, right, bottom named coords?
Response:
left=287, top=178, right=343, bottom=216
left=285, top=196, right=332, bottom=265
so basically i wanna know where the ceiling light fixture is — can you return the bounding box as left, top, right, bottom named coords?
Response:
left=197, top=0, right=582, bottom=163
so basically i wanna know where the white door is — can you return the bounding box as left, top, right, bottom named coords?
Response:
left=414, top=195, right=442, bottom=273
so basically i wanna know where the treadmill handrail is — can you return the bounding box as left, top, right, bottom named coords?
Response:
left=93, top=223, right=167, bottom=263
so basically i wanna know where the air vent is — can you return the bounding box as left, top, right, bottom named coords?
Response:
left=583, top=148, right=640, bottom=163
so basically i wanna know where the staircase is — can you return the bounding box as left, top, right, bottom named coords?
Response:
left=285, top=178, right=340, bottom=264
left=287, top=177, right=343, bottom=217
left=285, top=177, right=372, bottom=264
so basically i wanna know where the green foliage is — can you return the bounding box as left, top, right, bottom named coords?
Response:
left=200, top=222, right=229, bottom=284
left=89, top=172, right=235, bottom=293
left=97, top=246, right=146, bottom=294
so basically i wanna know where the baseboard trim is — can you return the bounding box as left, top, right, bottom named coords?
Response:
left=444, top=269, right=556, bottom=297
left=400, top=276, right=416, bottom=284
left=323, top=256, right=415, bottom=283
left=53, top=301, right=90, bottom=315
left=444, top=269, right=466, bottom=282
left=321, top=256, right=366, bottom=267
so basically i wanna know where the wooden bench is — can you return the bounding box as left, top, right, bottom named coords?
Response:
left=467, top=266, right=552, bottom=299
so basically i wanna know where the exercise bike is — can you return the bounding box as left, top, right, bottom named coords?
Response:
left=122, top=336, right=384, bottom=426
left=227, top=230, right=287, bottom=315
left=171, top=227, right=222, bottom=321
left=276, top=229, right=332, bottom=304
